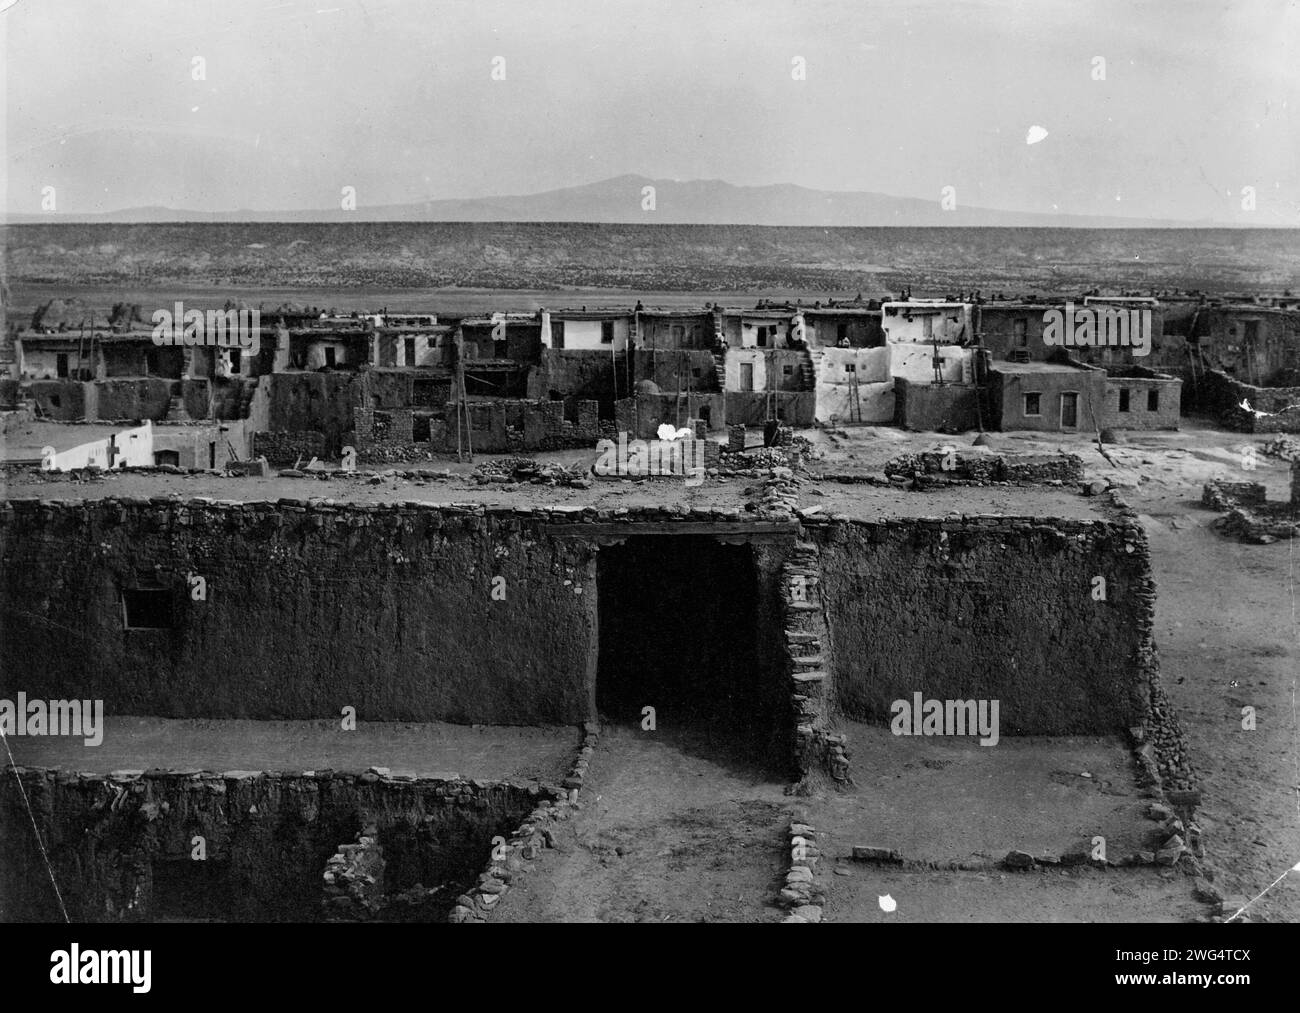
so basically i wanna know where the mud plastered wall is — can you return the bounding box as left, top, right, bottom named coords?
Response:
left=0, top=769, right=544, bottom=922
left=814, top=516, right=1153, bottom=734
left=0, top=501, right=596, bottom=724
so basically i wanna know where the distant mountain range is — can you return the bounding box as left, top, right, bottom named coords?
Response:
left=4, top=174, right=1233, bottom=228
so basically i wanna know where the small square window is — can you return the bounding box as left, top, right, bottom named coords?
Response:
left=783, top=365, right=793, bottom=375
left=123, top=588, right=174, bottom=630
left=845, top=364, right=856, bottom=373
left=1023, top=393, right=1042, bottom=416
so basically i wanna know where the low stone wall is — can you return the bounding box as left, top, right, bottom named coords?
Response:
left=452, top=722, right=597, bottom=922
left=1200, top=476, right=1300, bottom=543
left=883, top=450, right=1084, bottom=486
left=778, top=817, right=826, bottom=923
left=1201, top=479, right=1267, bottom=511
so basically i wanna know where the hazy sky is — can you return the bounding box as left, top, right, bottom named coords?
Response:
left=3, top=0, right=1298, bottom=222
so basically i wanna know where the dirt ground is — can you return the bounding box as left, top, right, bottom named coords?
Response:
left=1, top=718, right=577, bottom=783
left=4, top=415, right=1299, bottom=921
left=496, top=722, right=791, bottom=923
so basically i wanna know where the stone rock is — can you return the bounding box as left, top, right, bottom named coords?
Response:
left=786, top=867, right=814, bottom=883
left=1147, top=802, right=1173, bottom=820
left=1003, top=850, right=1036, bottom=870
left=792, top=905, right=822, bottom=923
left=1193, top=877, right=1224, bottom=904
left=1156, top=846, right=1183, bottom=866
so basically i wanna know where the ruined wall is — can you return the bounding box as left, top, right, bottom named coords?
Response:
left=0, top=500, right=598, bottom=725
left=0, top=768, right=544, bottom=922
left=1192, top=369, right=1300, bottom=433
left=815, top=515, right=1153, bottom=735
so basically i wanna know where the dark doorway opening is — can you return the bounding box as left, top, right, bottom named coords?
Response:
left=597, top=536, right=778, bottom=771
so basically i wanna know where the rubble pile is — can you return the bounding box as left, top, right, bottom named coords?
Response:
left=472, top=458, right=592, bottom=488
left=719, top=444, right=808, bottom=477
left=746, top=467, right=801, bottom=518
left=1260, top=435, right=1300, bottom=461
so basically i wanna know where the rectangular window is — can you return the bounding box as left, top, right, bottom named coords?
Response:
left=405, top=337, right=417, bottom=364
left=845, top=363, right=856, bottom=373
left=1119, top=388, right=1130, bottom=412
left=670, top=324, right=684, bottom=344
left=123, top=588, right=174, bottom=630
left=923, top=316, right=934, bottom=339
left=229, top=349, right=241, bottom=374
left=601, top=321, right=615, bottom=344
left=324, top=347, right=336, bottom=368
left=412, top=415, right=431, bottom=441
left=837, top=323, right=848, bottom=343
left=1023, top=392, right=1042, bottom=416
left=1148, top=390, right=1159, bottom=412
left=757, top=326, right=769, bottom=348
left=1013, top=318, right=1028, bottom=347
left=783, top=364, right=793, bottom=375
left=56, top=353, right=69, bottom=378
